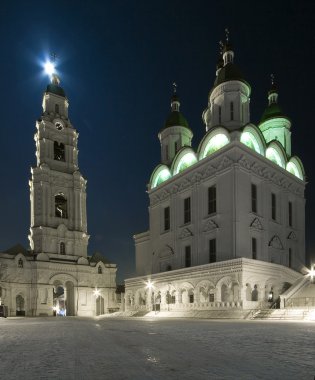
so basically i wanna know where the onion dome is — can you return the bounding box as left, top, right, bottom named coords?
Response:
left=164, top=85, right=189, bottom=129
left=214, top=62, right=247, bottom=87
left=213, top=31, right=249, bottom=88
left=46, top=74, right=66, bottom=97
left=260, top=75, right=288, bottom=123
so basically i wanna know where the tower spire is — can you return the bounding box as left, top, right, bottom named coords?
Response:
left=222, top=28, right=234, bottom=65
left=171, top=82, right=180, bottom=112
left=216, top=41, right=224, bottom=76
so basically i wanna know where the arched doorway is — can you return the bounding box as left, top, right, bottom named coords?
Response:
left=16, top=295, right=25, bottom=316
left=96, top=296, right=105, bottom=316
left=53, top=286, right=66, bottom=316
left=53, top=281, right=75, bottom=316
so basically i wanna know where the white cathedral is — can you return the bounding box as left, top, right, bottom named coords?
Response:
left=0, top=74, right=117, bottom=317
left=125, top=37, right=311, bottom=315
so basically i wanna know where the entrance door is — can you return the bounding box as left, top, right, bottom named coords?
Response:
left=16, top=295, right=25, bottom=316
left=96, top=296, right=105, bottom=316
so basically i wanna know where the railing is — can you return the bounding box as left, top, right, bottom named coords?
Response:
left=285, top=297, right=315, bottom=308
left=126, top=300, right=244, bottom=312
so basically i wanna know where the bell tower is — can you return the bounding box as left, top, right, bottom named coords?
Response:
left=28, top=72, right=89, bottom=258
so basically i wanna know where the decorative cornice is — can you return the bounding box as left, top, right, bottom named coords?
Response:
left=150, top=149, right=304, bottom=207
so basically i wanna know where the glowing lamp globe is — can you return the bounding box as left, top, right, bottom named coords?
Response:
left=44, top=61, right=55, bottom=76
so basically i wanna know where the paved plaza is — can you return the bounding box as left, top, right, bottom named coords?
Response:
left=0, top=317, right=314, bottom=379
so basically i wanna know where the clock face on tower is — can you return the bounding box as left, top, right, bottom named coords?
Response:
left=55, top=121, right=64, bottom=131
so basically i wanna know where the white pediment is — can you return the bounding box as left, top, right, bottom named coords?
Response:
left=269, top=235, right=284, bottom=250
left=178, top=228, right=193, bottom=240
left=203, top=219, right=218, bottom=233
left=250, top=217, right=263, bottom=230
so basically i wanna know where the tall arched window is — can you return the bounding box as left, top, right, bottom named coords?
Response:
left=54, top=141, right=65, bottom=161
left=60, top=242, right=66, bottom=255
left=55, top=194, right=68, bottom=218
left=230, top=102, right=234, bottom=120
left=98, top=266, right=102, bottom=274
left=55, top=104, right=59, bottom=114
left=18, top=258, right=23, bottom=268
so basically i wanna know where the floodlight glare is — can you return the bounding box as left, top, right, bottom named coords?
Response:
left=44, top=61, right=55, bottom=76
left=145, top=280, right=154, bottom=290
left=93, top=288, right=101, bottom=298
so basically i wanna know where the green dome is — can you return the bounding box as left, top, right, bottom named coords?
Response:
left=46, top=83, right=66, bottom=97
left=260, top=102, right=287, bottom=123
left=214, top=63, right=248, bottom=87
left=164, top=111, right=189, bottom=129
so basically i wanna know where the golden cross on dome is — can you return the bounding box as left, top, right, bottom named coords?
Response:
left=225, top=28, right=229, bottom=42
left=271, top=73, right=275, bottom=85
left=173, top=82, right=177, bottom=94
left=50, top=52, right=58, bottom=63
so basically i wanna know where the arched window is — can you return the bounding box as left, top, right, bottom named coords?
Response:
left=55, top=194, right=68, bottom=218
left=251, top=285, right=259, bottom=301
left=266, top=146, right=285, bottom=168
left=240, top=131, right=262, bottom=154
left=203, top=133, right=229, bottom=158
left=173, top=152, right=197, bottom=175
left=98, top=266, right=102, bottom=274
left=0, top=286, right=2, bottom=297
left=60, top=242, right=66, bottom=255
left=54, top=141, right=65, bottom=161
left=18, top=258, right=23, bottom=268
left=55, top=104, right=59, bottom=114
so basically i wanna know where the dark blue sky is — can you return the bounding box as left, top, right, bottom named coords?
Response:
left=0, top=1, right=314, bottom=281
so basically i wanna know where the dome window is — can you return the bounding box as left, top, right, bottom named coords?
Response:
left=204, top=133, right=229, bottom=158
left=174, top=152, right=197, bottom=175
left=266, top=147, right=285, bottom=168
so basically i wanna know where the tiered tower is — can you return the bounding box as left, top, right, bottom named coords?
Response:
left=28, top=74, right=89, bottom=258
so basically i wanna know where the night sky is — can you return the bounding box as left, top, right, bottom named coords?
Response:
left=0, top=1, right=314, bottom=282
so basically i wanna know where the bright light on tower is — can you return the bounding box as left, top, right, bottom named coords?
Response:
left=93, top=288, right=101, bottom=298
left=44, top=61, right=55, bottom=76
left=308, top=265, right=315, bottom=283
left=145, top=280, right=154, bottom=290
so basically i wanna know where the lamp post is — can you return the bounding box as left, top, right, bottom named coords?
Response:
left=145, top=280, right=154, bottom=312
left=93, top=288, right=100, bottom=316
left=309, top=265, right=315, bottom=284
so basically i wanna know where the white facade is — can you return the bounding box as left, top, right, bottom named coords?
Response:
left=126, top=38, right=306, bottom=313
left=0, top=75, right=117, bottom=317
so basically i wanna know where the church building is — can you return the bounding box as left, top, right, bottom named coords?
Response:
left=0, top=72, right=117, bottom=317
left=125, top=36, right=306, bottom=314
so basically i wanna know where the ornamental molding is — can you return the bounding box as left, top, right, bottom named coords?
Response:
left=203, top=219, right=218, bottom=233
left=250, top=217, right=263, bottom=230
left=269, top=235, right=284, bottom=250
left=154, top=245, right=174, bottom=259
left=287, top=231, right=297, bottom=241
left=217, top=156, right=234, bottom=171
left=178, top=228, right=193, bottom=240
left=150, top=151, right=304, bottom=207
left=237, top=154, right=304, bottom=195
left=202, top=164, right=216, bottom=179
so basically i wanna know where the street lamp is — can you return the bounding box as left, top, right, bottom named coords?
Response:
left=145, top=280, right=154, bottom=312
left=307, top=265, right=315, bottom=284
left=93, top=288, right=100, bottom=298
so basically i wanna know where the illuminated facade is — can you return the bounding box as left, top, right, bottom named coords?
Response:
left=0, top=75, right=117, bottom=317
left=125, top=38, right=305, bottom=314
